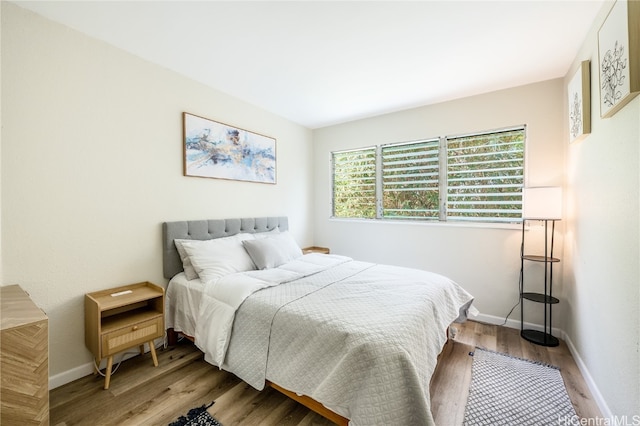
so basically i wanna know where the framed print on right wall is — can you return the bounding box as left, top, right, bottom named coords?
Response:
left=597, top=0, right=639, bottom=118
left=568, top=60, right=591, bottom=143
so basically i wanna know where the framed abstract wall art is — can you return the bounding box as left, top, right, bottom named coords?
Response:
left=568, top=60, right=591, bottom=143
left=183, top=112, right=276, bottom=184
left=597, top=0, right=639, bottom=118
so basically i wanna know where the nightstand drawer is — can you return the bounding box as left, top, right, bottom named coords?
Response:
left=101, top=316, right=163, bottom=357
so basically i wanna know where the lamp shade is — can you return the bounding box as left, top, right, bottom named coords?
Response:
left=523, top=187, right=562, bottom=220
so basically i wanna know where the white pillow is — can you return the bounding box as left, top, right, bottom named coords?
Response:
left=242, top=231, right=303, bottom=270
left=174, top=239, right=199, bottom=280
left=180, top=233, right=257, bottom=283
left=253, top=228, right=280, bottom=239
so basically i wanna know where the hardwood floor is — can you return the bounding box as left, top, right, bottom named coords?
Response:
left=50, top=321, right=602, bottom=425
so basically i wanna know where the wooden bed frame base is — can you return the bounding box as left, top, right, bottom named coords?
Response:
left=267, top=381, right=348, bottom=426
left=166, top=328, right=350, bottom=426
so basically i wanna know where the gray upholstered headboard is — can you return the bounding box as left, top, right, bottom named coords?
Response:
left=162, top=217, right=289, bottom=279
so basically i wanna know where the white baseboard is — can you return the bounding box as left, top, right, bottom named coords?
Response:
left=471, top=311, right=612, bottom=420
left=49, top=361, right=95, bottom=390
left=561, top=333, right=613, bottom=420
left=49, top=342, right=160, bottom=390
left=473, top=311, right=562, bottom=337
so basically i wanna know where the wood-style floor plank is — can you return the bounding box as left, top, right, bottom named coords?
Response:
left=429, top=339, right=473, bottom=424
left=50, top=321, right=601, bottom=425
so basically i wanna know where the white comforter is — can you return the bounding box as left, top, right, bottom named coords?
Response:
left=171, top=253, right=474, bottom=426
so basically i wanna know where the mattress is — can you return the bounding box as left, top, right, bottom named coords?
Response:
left=165, top=272, right=203, bottom=339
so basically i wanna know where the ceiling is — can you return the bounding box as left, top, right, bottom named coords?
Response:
left=13, top=1, right=606, bottom=129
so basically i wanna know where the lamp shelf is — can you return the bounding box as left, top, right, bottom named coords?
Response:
left=519, top=217, right=560, bottom=347
left=522, top=255, right=560, bottom=263
left=520, top=329, right=559, bottom=347
left=522, top=292, right=559, bottom=304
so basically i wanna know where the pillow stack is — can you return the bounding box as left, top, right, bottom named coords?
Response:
left=174, top=231, right=304, bottom=282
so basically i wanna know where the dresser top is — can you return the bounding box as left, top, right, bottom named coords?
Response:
left=1, top=285, right=47, bottom=330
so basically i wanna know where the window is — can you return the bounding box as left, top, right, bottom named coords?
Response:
left=332, top=147, right=376, bottom=218
left=381, top=139, right=440, bottom=219
left=332, top=126, right=525, bottom=223
left=446, top=128, right=525, bottom=222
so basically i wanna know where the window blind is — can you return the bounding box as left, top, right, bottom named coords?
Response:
left=381, top=139, right=440, bottom=219
left=446, top=128, right=525, bottom=222
left=332, top=148, right=377, bottom=218
left=331, top=126, right=525, bottom=224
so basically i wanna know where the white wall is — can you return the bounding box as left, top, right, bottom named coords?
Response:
left=1, top=2, right=314, bottom=384
left=562, top=2, right=639, bottom=418
left=0, top=2, right=3, bottom=282
left=313, top=80, right=566, bottom=328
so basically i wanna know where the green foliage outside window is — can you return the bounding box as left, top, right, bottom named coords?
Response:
left=382, top=140, right=439, bottom=219
left=332, top=148, right=376, bottom=218
left=447, top=129, right=524, bottom=222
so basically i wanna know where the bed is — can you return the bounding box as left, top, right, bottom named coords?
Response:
left=162, top=217, right=474, bottom=426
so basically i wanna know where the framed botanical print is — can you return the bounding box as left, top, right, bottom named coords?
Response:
left=597, top=0, right=639, bottom=118
left=568, top=60, right=591, bottom=143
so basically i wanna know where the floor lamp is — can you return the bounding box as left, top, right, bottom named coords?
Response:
left=520, top=187, right=562, bottom=347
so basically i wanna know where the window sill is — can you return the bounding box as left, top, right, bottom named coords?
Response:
left=328, top=217, right=522, bottom=231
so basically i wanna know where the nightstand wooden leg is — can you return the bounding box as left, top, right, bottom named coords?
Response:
left=149, top=341, right=158, bottom=367
left=93, top=358, right=100, bottom=375
left=139, top=344, right=145, bottom=355
left=104, top=356, right=113, bottom=390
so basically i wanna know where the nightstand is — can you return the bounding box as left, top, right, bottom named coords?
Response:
left=85, top=282, right=164, bottom=389
left=302, top=246, right=330, bottom=254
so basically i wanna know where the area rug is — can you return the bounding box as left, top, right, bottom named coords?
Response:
left=169, top=401, right=222, bottom=426
left=463, top=348, right=579, bottom=426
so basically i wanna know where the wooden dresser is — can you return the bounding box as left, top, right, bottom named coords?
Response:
left=0, top=285, right=49, bottom=425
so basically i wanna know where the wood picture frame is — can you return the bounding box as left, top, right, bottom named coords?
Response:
left=183, top=112, right=276, bottom=184
left=597, top=0, right=640, bottom=118
left=568, top=60, right=591, bottom=143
